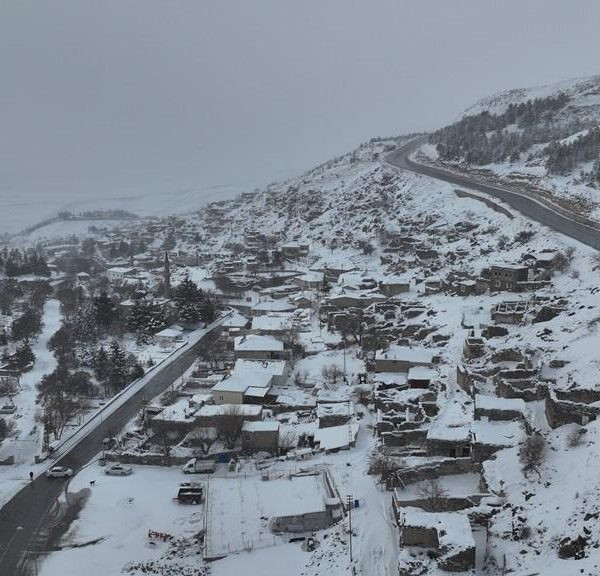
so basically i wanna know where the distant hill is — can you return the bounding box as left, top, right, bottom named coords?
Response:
left=420, top=75, right=600, bottom=220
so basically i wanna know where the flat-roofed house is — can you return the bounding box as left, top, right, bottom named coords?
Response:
left=234, top=334, right=285, bottom=360
left=375, top=345, right=435, bottom=373
left=241, top=421, right=280, bottom=453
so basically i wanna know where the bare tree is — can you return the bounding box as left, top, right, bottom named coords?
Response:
left=282, top=328, right=304, bottom=365
left=197, top=333, right=228, bottom=371
left=322, top=364, right=344, bottom=389
left=37, top=394, right=79, bottom=442
left=0, top=375, right=19, bottom=406
left=519, top=431, right=546, bottom=476
left=279, top=429, right=297, bottom=453
left=293, top=370, right=308, bottom=387
left=214, top=405, right=245, bottom=449
left=417, top=479, right=449, bottom=512
left=368, top=451, right=399, bottom=483
left=566, top=425, right=586, bottom=448
left=187, top=426, right=217, bottom=455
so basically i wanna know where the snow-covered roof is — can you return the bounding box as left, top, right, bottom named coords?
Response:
left=376, top=345, right=434, bottom=365
left=316, top=388, right=352, bottom=403
left=475, top=394, right=526, bottom=413
left=407, top=366, right=436, bottom=381
left=471, top=420, right=523, bottom=447
left=155, top=328, right=183, bottom=339
left=251, top=313, right=293, bottom=332
left=252, top=300, right=295, bottom=313
left=152, top=399, right=195, bottom=423
left=222, top=310, right=249, bottom=328
left=197, top=404, right=262, bottom=418
left=400, top=508, right=475, bottom=553
left=234, top=334, right=284, bottom=352
left=212, top=370, right=273, bottom=394
left=427, top=423, right=471, bottom=443
left=313, top=422, right=359, bottom=451
left=295, top=271, right=323, bottom=283
left=242, top=421, right=279, bottom=433
left=234, top=358, right=287, bottom=377
left=373, top=372, right=408, bottom=386
left=107, top=266, right=135, bottom=274
left=316, top=402, right=353, bottom=419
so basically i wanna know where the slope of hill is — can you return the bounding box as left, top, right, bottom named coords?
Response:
left=421, top=75, right=600, bottom=220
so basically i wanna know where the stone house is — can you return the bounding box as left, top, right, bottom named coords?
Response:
left=397, top=508, right=476, bottom=573
left=489, top=265, right=530, bottom=292
left=241, top=421, right=280, bottom=453
left=375, top=345, right=435, bottom=373
left=545, top=388, right=600, bottom=429
left=426, top=424, right=471, bottom=458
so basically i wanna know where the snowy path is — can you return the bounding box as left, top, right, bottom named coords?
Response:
left=0, top=299, right=61, bottom=506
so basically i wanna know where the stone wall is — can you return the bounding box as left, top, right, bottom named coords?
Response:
left=387, top=457, right=476, bottom=489
left=381, top=428, right=428, bottom=447
left=545, top=390, right=600, bottom=429
left=393, top=494, right=485, bottom=513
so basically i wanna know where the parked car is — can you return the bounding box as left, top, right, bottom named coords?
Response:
left=46, top=466, right=73, bottom=479
left=176, top=482, right=203, bottom=504
left=182, top=458, right=216, bottom=474
left=106, top=464, right=133, bottom=476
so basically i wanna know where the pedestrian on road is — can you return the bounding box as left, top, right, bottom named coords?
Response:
left=29, top=471, right=33, bottom=482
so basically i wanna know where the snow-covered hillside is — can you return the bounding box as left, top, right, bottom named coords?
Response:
left=423, top=75, right=600, bottom=221
left=462, top=74, right=600, bottom=121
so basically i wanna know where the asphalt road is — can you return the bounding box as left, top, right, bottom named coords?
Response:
left=385, top=138, right=600, bottom=250
left=0, top=327, right=220, bottom=575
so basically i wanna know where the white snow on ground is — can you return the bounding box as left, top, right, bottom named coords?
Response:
left=0, top=299, right=62, bottom=507
left=38, top=464, right=204, bottom=576
left=19, top=219, right=126, bottom=242
left=207, top=472, right=325, bottom=556
left=211, top=543, right=308, bottom=576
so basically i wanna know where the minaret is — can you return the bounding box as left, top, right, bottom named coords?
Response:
left=164, top=251, right=171, bottom=299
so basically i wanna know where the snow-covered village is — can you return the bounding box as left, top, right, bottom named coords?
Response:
left=4, top=4, right=600, bottom=576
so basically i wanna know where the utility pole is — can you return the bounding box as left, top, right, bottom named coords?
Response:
left=342, top=335, right=347, bottom=382
left=346, top=494, right=353, bottom=569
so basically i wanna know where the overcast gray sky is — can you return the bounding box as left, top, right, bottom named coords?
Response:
left=1, top=0, right=600, bottom=231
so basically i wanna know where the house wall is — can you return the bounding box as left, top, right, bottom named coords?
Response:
left=400, top=525, right=439, bottom=548
left=474, top=407, right=523, bottom=422
left=393, top=494, right=485, bottom=514
left=195, top=410, right=262, bottom=427
left=380, top=283, right=410, bottom=297
left=271, top=510, right=332, bottom=533
left=427, top=438, right=471, bottom=458
left=375, top=359, right=410, bottom=373
left=241, top=430, right=279, bottom=453
left=438, top=547, right=476, bottom=572
left=381, top=428, right=428, bottom=447
left=319, top=414, right=350, bottom=429
left=495, top=380, right=542, bottom=401
left=212, top=390, right=244, bottom=405
left=545, top=390, right=600, bottom=429
left=387, top=458, right=475, bottom=489
left=235, top=349, right=285, bottom=361
left=471, top=442, right=506, bottom=464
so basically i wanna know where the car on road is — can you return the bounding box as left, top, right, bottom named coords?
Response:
left=46, top=466, right=73, bottom=479
left=105, top=463, right=133, bottom=476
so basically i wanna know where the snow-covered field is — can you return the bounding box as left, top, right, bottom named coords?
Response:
left=38, top=464, right=204, bottom=576
left=207, top=472, right=325, bottom=556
